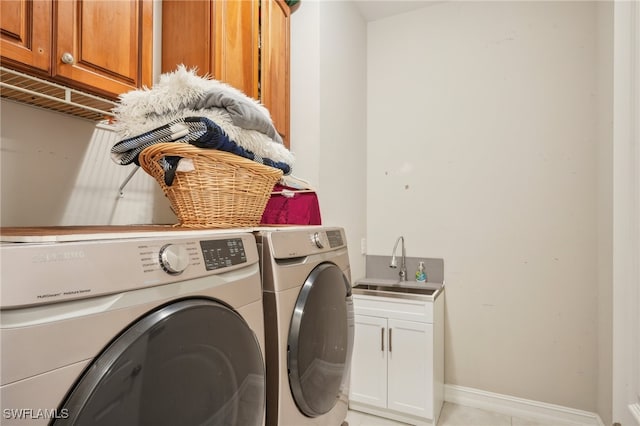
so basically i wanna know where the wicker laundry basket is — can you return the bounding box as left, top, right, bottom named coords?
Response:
left=138, top=143, right=283, bottom=228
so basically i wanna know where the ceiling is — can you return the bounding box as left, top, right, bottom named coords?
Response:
left=353, top=0, right=441, bottom=22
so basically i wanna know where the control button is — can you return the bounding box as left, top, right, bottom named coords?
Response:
left=159, top=244, right=189, bottom=275
left=312, top=232, right=324, bottom=249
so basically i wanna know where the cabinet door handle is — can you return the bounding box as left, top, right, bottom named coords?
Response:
left=389, top=328, right=393, bottom=352
left=61, top=52, right=75, bottom=64
left=381, top=328, right=385, bottom=352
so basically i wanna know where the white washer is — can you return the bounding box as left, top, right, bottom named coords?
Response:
left=255, top=226, right=354, bottom=426
left=0, top=226, right=266, bottom=426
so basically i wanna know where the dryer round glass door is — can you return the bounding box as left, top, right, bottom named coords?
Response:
left=287, top=262, right=354, bottom=418
left=53, top=299, right=265, bottom=426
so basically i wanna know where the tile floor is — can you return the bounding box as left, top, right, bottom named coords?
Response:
left=347, top=402, right=564, bottom=426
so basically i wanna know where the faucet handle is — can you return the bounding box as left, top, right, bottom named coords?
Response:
left=399, top=268, right=408, bottom=281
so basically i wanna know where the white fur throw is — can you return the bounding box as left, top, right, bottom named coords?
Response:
left=111, top=65, right=294, bottom=167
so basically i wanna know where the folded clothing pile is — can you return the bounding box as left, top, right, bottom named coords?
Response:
left=110, top=65, right=294, bottom=185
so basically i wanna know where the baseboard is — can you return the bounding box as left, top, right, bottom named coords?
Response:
left=444, top=384, right=605, bottom=426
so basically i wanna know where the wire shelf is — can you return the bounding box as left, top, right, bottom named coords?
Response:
left=0, top=66, right=117, bottom=122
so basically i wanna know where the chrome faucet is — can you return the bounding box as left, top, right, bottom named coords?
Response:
left=389, top=236, right=407, bottom=281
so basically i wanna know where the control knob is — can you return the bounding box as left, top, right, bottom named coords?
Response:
left=159, top=244, right=189, bottom=275
left=312, top=232, right=324, bottom=249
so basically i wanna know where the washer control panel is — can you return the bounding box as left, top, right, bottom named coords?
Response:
left=200, top=238, right=247, bottom=271
left=1, top=232, right=259, bottom=308
left=144, top=238, right=248, bottom=275
left=139, top=241, right=200, bottom=274
left=159, top=244, right=190, bottom=274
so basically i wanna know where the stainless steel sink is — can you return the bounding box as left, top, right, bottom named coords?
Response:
left=354, top=283, right=437, bottom=296
left=352, top=279, right=443, bottom=301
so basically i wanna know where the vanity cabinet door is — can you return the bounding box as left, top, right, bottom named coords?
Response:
left=350, top=314, right=388, bottom=409
left=387, top=318, right=434, bottom=419
left=350, top=293, right=443, bottom=425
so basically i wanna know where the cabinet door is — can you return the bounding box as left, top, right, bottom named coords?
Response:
left=350, top=314, right=387, bottom=408
left=387, top=319, right=433, bottom=418
left=0, top=0, right=52, bottom=73
left=213, top=0, right=259, bottom=99
left=162, top=0, right=289, bottom=146
left=162, top=0, right=258, bottom=99
left=260, top=0, right=290, bottom=146
left=161, top=1, right=214, bottom=76
left=54, top=0, right=153, bottom=99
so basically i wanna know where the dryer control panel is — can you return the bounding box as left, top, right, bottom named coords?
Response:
left=266, top=227, right=347, bottom=260
left=310, top=229, right=343, bottom=249
left=326, top=229, right=344, bottom=248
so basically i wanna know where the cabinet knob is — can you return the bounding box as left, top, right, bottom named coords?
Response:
left=61, top=52, right=75, bottom=64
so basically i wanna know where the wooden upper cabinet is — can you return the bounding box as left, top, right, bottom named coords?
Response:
left=162, top=0, right=259, bottom=99
left=1, top=0, right=53, bottom=74
left=161, top=1, right=214, bottom=76
left=260, top=0, right=290, bottom=146
left=214, top=0, right=260, bottom=99
left=162, top=0, right=290, bottom=147
left=0, top=0, right=153, bottom=100
left=54, top=0, right=153, bottom=99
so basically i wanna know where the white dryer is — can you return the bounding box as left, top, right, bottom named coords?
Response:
left=255, top=226, right=354, bottom=426
left=0, top=226, right=266, bottom=426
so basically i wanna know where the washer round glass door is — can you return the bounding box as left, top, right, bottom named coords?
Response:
left=54, top=298, right=265, bottom=426
left=287, top=262, right=354, bottom=418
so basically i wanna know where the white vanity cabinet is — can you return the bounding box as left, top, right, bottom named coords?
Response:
left=349, top=289, right=444, bottom=425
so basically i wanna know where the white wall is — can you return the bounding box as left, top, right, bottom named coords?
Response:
left=596, top=2, right=614, bottom=424
left=0, top=100, right=175, bottom=226
left=366, top=1, right=604, bottom=413
left=612, top=2, right=640, bottom=425
left=290, top=0, right=368, bottom=281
